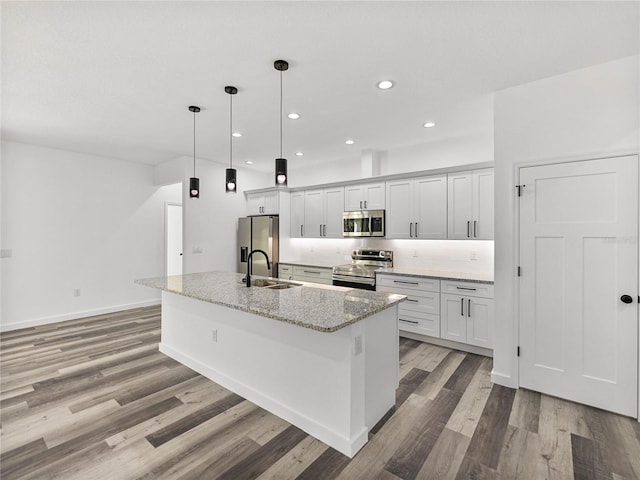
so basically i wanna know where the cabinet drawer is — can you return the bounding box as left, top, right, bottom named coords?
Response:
left=279, top=264, right=293, bottom=274
left=292, top=266, right=332, bottom=281
left=378, top=285, right=440, bottom=315
left=377, top=275, right=440, bottom=293
left=398, top=311, right=440, bottom=338
left=441, top=280, right=493, bottom=298
left=293, top=275, right=332, bottom=285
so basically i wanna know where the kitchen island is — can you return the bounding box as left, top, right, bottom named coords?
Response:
left=135, top=271, right=405, bottom=457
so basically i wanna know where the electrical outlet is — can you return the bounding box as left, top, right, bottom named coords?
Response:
left=470, top=251, right=478, bottom=261
left=0, top=249, right=12, bottom=258
left=211, top=329, right=218, bottom=342
left=192, top=246, right=203, bottom=254
left=413, top=250, right=419, bottom=258
left=73, top=288, right=81, bottom=297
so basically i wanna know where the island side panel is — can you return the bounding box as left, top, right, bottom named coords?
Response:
left=159, top=291, right=395, bottom=457
left=364, top=304, right=399, bottom=429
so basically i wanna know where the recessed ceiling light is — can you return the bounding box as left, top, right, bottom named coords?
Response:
left=422, top=122, right=436, bottom=128
left=377, top=80, right=394, bottom=90
left=295, top=151, right=304, bottom=156
left=345, top=139, right=355, bottom=145
left=287, top=113, right=300, bottom=120
left=232, top=132, right=242, bottom=137
left=245, top=160, right=253, bottom=165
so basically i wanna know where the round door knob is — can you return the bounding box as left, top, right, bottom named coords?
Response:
left=620, top=294, right=633, bottom=304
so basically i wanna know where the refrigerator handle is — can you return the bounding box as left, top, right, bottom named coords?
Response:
left=240, top=246, right=248, bottom=263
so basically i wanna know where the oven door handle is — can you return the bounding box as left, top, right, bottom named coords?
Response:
left=331, top=274, right=376, bottom=286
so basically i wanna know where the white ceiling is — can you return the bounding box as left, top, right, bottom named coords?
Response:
left=2, top=1, right=638, bottom=172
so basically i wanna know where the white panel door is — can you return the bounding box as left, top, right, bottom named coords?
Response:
left=447, top=172, right=473, bottom=239
left=519, top=155, right=638, bottom=417
left=415, top=174, right=447, bottom=239
left=385, top=179, right=413, bottom=238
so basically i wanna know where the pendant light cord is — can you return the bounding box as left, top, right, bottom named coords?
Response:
left=279, top=69, right=283, bottom=159
left=230, top=94, right=233, bottom=169
left=193, top=110, right=196, bottom=176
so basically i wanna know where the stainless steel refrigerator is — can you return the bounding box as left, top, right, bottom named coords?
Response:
left=237, top=215, right=279, bottom=278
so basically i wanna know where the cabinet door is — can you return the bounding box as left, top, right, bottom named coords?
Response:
left=263, top=191, right=279, bottom=215
left=466, top=297, right=493, bottom=349
left=473, top=169, right=494, bottom=240
left=447, top=172, right=473, bottom=239
left=364, top=182, right=386, bottom=209
left=304, top=190, right=324, bottom=238
left=247, top=193, right=263, bottom=215
left=290, top=192, right=305, bottom=238
left=385, top=180, right=413, bottom=238
left=344, top=185, right=364, bottom=210
left=440, top=294, right=467, bottom=343
left=414, top=175, right=447, bottom=239
left=324, top=187, right=344, bottom=238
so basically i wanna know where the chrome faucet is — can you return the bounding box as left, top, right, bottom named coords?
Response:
left=244, top=249, right=271, bottom=287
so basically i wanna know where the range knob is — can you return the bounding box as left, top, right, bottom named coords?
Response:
left=379, top=251, right=385, bottom=257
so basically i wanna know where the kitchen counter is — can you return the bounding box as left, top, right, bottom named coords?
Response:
left=135, top=270, right=402, bottom=457
left=376, top=267, right=494, bottom=284
left=136, top=271, right=404, bottom=332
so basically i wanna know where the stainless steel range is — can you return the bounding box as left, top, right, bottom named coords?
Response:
left=332, top=249, right=393, bottom=290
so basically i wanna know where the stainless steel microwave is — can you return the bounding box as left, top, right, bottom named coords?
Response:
left=342, top=210, right=385, bottom=237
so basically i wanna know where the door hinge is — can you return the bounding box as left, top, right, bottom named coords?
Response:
left=517, top=346, right=520, bottom=357
left=517, top=266, right=521, bottom=276
left=515, top=184, right=526, bottom=196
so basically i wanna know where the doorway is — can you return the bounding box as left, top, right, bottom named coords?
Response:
left=518, top=155, right=639, bottom=417
left=165, top=202, right=183, bottom=276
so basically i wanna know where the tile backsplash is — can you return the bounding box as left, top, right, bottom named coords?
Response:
left=283, top=237, right=494, bottom=273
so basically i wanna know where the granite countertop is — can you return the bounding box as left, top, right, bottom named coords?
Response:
left=376, top=267, right=494, bottom=284
left=135, top=271, right=405, bottom=333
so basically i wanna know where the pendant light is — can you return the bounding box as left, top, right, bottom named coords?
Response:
left=225, top=86, right=238, bottom=193
left=188, top=105, right=201, bottom=198
left=274, top=59, right=289, bottom=186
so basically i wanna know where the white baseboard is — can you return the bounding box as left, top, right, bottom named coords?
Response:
left=0, top=299, right=161, bottom=332
left=159, top=342, right=368, bottom=458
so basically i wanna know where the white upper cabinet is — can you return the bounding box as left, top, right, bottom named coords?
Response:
left=344, top=182, right=385, bottom=210
left=290, top=191, right=305, bottom=238
left=293, top=187, right=344, bottom=238
left=473, top=169, right=494, bottom=240
left=447, top=169, right=493, bottom=239
left=323, top=187, right=345, bottom=238
left=386, top=175, right=447, bottom=239
left=247, top=190, right=279, bottom=215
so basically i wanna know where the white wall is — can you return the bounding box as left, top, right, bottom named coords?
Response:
left=0, top=141, right=182, bottom=330
left=287, top=129, right=493, bottom=189
left=182, top=158, right=268, bottom=274
left=493, top=55, right=640, bottom=387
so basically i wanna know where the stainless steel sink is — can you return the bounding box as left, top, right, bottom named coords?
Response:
left=241, top=279, right=302, bottom=289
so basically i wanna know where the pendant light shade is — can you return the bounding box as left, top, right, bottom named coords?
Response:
left=274, top=59, right=289, bottom=187
left=188, top=105, right=201, bottom=198
left=275, top=158, right=287, bottom=185
left=225, top=86, right=238, bottom=193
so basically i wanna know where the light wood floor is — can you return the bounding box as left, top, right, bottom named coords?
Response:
left=1, top=305, right=639, bottom=479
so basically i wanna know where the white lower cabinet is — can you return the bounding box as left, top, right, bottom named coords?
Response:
left=378, top=274, right=494, bottom=352
left=279, top=264, right=332, bottom=285
left=440, top=280, right=494, bottom=349
left=377, top=274, right=440, bottom=338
